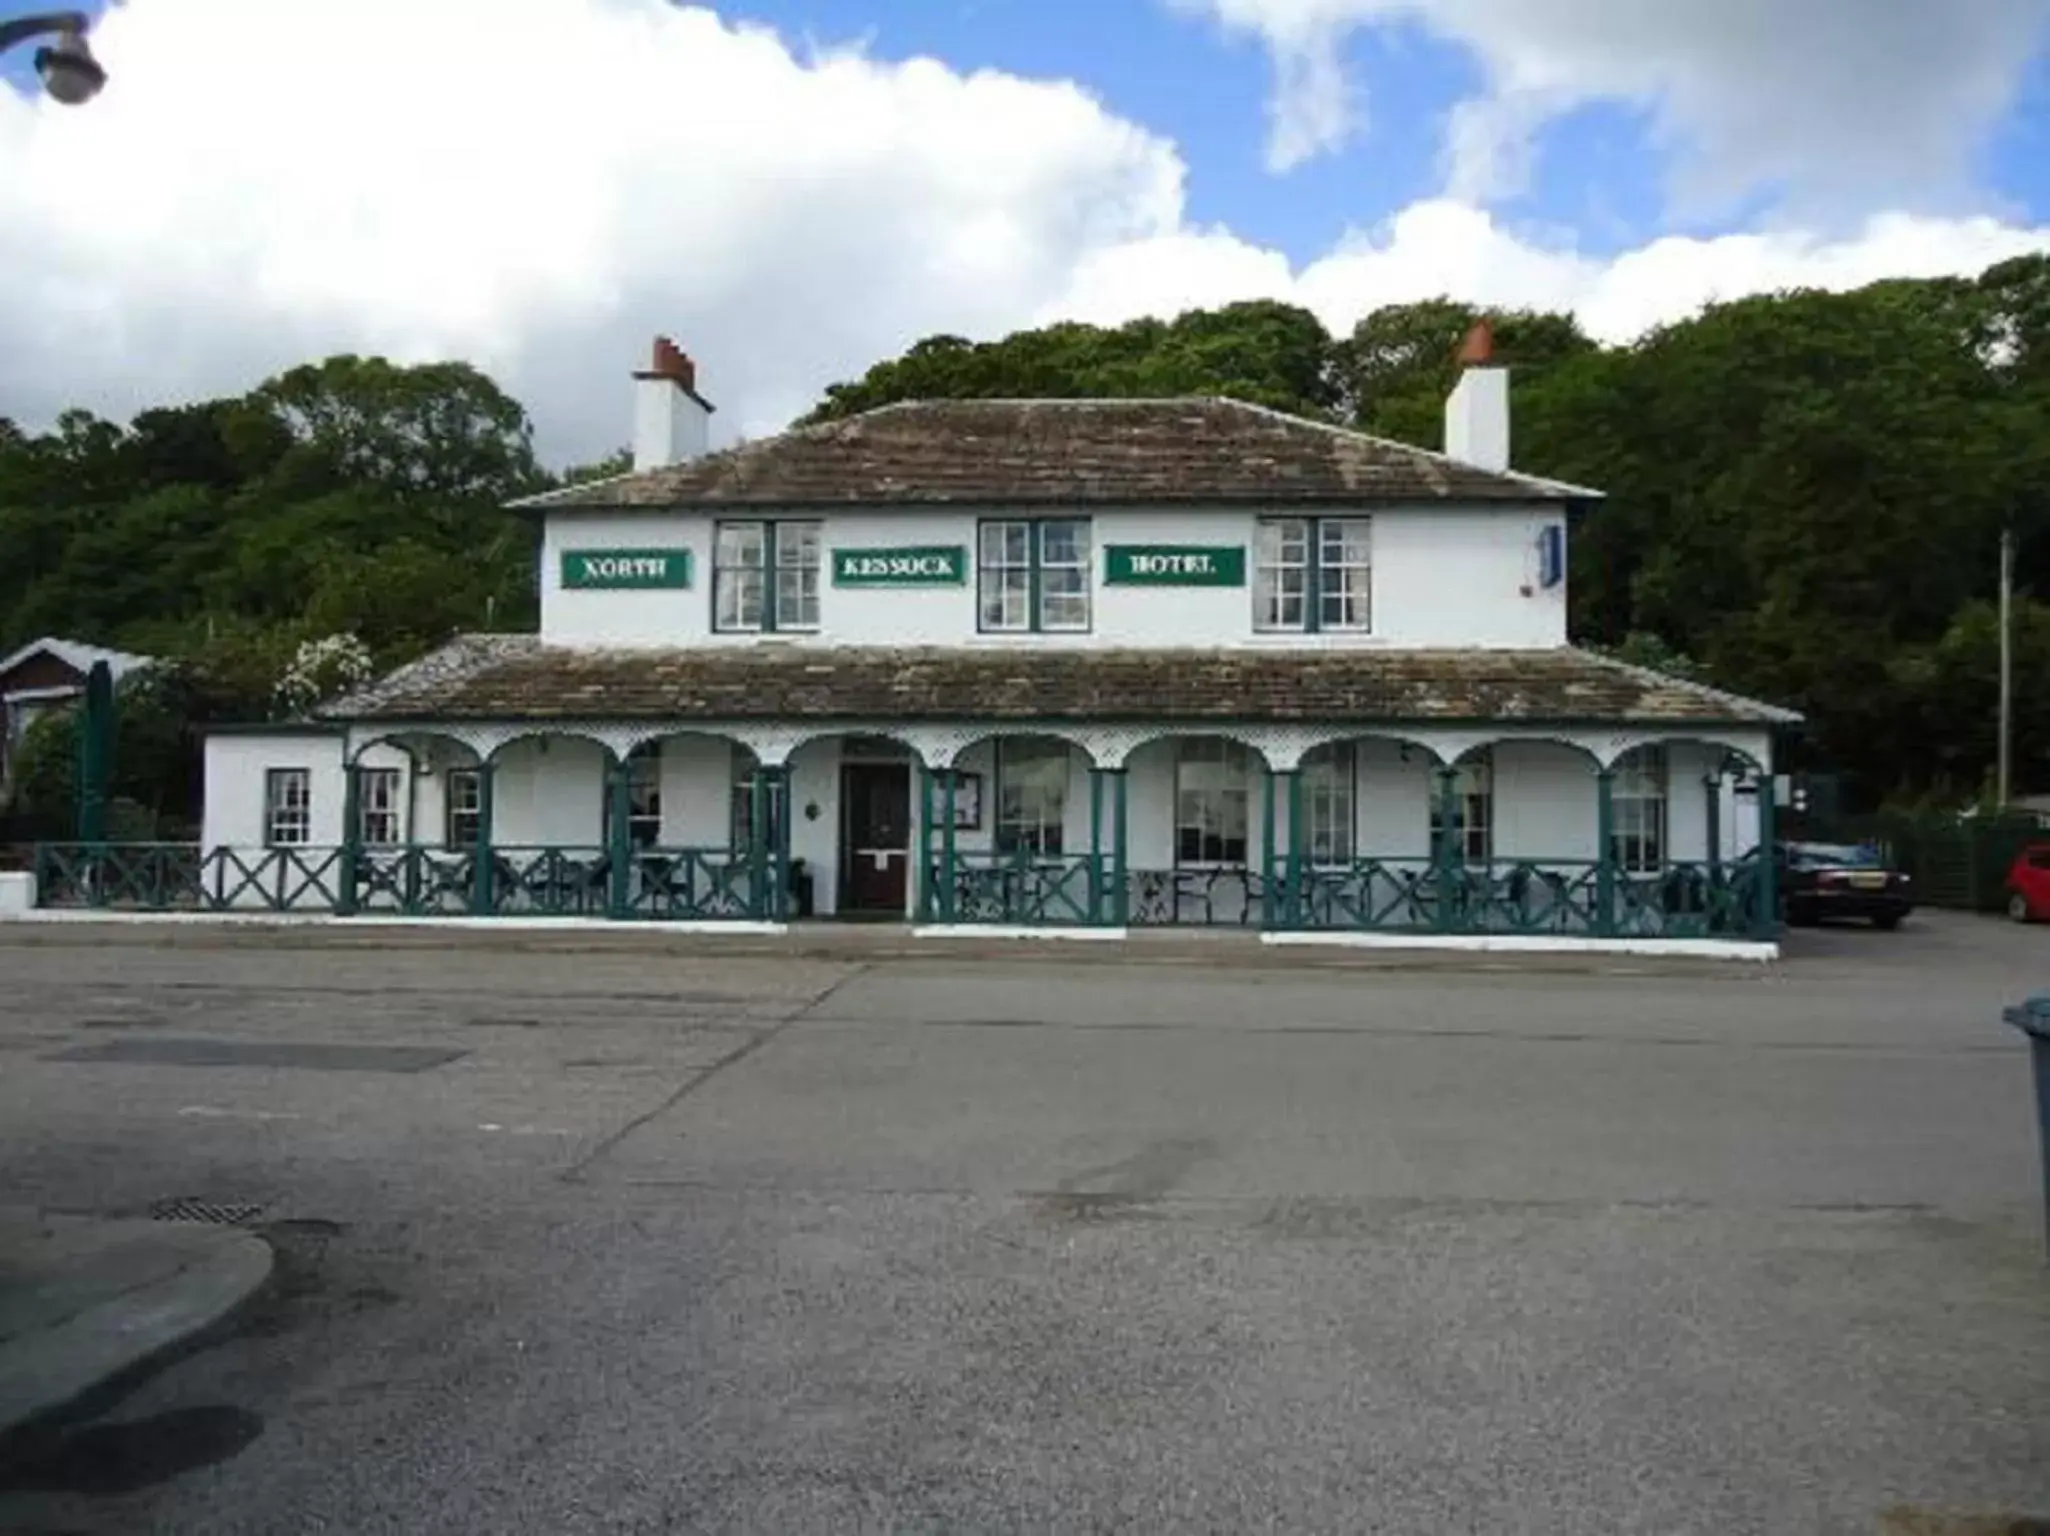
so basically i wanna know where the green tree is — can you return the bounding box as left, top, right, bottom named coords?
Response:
left=803, top=301, right=1342, bottom=423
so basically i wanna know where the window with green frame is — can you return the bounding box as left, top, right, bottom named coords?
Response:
left=1429, top=753, right=1493, bottom=862
left=444, top=768, right=482, bottom=850
left=977, top=518, right=1091, bottom=632
left=1252, top=516, right=1371, bottom=632
left=714, top=520, right=821, bottom=632
left=727, top=745, right=785, bottom=854
left=994, top=738, right=1069, bottom=856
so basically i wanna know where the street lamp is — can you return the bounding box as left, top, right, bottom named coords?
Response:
left=0, top=11, right=106, bottom=105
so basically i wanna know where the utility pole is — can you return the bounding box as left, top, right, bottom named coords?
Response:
left=2000, top=523, right=2015, bottom=809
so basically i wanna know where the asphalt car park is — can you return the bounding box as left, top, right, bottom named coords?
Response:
left=0, top=914, right=2045, bottom=1533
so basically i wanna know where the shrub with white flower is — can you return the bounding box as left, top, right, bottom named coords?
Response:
left=275, top=633, right=375, bottom=716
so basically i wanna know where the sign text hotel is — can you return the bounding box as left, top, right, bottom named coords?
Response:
left=1103, top=544, right=1247, bottom=587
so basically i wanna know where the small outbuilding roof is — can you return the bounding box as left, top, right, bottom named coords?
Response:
left=323, top=635, right=1797, bottom=729
left=517, top=397, right=1601, bottom=512
left=0, top=636, right=154, bottom=685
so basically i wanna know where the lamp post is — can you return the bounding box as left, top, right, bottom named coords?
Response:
left=0, top=11, right=106, bottom=105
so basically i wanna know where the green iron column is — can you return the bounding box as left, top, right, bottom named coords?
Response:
left=1284, top=768, right=1305, bottom=929
left=607, top=755, right=632, bottom=919
left=770, top=765, right=791, bottom=921
left=940, top=767, right=959, bottom=923
left=748, top=768, right=769, bottom=921
left=1433, top=767, right=1459, bottom=933
left=1260, top=768, right=1278, bottom=928
left=1088, top=767, right=1106, bottom=926
left=914, top=764, right=932, bottom=922
left=1111, top=768, right=1129, bottom=926
left=75, top=659, right=113, bottom=849
left=1755, top=768, right=1778, bottom=940
left=470, top=762, right=497, bottom=916
left=1594, top=768, right=1616, bottom=937
left=1704, top=771, right=1722, bottom=876
left=337, top=763, right=362, bottom=917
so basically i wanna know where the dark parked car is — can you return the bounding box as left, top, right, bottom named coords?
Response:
left=1777, top=841, right=1912, bottom=929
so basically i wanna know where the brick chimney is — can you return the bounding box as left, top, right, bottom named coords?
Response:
left=632, top=335, right=715, bottom=471
left=1444, top=318, right=1509, bottom=472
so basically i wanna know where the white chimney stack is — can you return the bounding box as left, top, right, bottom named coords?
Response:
left=1443, top=318, right=1509, bottom=472
left=632, top=335, right=714, bottom=471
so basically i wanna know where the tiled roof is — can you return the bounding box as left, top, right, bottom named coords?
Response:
left=324, top=636, right=1797, bottom=728
left=518, top=398, right=1599, bottom=510
left=0, top=636, right=154, bottom=681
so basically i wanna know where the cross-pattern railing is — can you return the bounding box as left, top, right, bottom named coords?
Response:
left=1125, top=867, right=1266, bottom=927
left=1275, top=854, right=1768, bottom=939
left=35, top=842, right=783, bottom=921
left=36, top=842, right=205, bottom=909
left=355, top=847, right=484, bottom=916
left=1612, top=859, right=1762, bottom=939
left=36, top=843, right=345, bottom=913
left=32, top=842, right=1774, bottom=942
left=930, top=852, right=1103, bottom=925
left=622, top=847, right=763, bottom=921
left=1293, top=857, right=1433, bottom=930
left=1447, top=859, right=1605, bottom=935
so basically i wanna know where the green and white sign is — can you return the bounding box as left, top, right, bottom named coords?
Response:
left=1103, top=544, right=1246, bottom=586
left=561, top=549, right=692, bottom=589
left=832, top=545, right=967, bottom=586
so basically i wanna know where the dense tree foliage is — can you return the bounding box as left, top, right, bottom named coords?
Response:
left=7, top=262, right=2050, bottom=822
left=0, top=355, right=546, bottom=690
left=812, top=263, right=2050, bottom=805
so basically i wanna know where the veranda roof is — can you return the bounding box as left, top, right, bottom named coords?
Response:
left=323, top=635, right=1798, bottom=729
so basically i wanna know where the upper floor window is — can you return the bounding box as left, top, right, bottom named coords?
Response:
left=1254, top=517, right=1371, bottom=633
left=1611, top=747, right=1667, bottom=875
left=358, top=767, right=401, bottom=847
left=714, top=520, right=820, bottom=633
left=979, top=519, right=1091, bottom=633
left=265, top=768, right=310, bottom=847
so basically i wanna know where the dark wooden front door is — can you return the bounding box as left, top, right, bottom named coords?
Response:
left=840, top=762, right=911, bottom=915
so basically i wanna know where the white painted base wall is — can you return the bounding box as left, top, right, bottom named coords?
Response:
left=0, top=870, right=33, bottom=914
left=1262, top=931, right=1778, bottom=961
left=191, top=725, right=1772, bottom=927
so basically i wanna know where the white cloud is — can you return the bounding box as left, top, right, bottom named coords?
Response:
left=0, top=0, right=1186, bottom=456
left=2, top=0, right=2049, bottom=469
left=1178, top=0, right=2050, bottom=211
left=1048, top=199, right=2050, bottom=347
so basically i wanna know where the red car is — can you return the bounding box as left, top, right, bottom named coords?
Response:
left=2006, top=843, right=2050, bottom=922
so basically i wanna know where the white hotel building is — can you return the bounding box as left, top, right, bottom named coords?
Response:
left=42, top=335, right=1796, bottom=950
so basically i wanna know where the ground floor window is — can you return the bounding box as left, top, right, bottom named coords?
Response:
left=444, top=768, right=481, bottom=850
left=995, top=738, right=1068, bottom=856
left=358, top=767, right=401, bottom=846
left=626, top=742, right=661, bottom=848
left=729, top=746, right=785, bottom=853
left=1611, top=747, right=1667, bottom=874
left=1431, top=753, right=1493, bottom=862
left=1176, top=738, right=1252, bottom=866
left=265, top=768, right=310, bottom=847
left=1299, top=743, right=1355, bottom=865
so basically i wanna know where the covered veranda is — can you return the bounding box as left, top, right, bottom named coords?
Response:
left=31, top=642, right=1797, bottom=948
left=37, top=719, right=1783, bottom=945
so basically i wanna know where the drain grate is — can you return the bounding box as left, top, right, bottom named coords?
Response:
left=149, top=1197, right=265, bottom=1227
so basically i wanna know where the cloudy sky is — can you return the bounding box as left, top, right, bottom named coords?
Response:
left=3, top=0, right=2049, bottom=463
